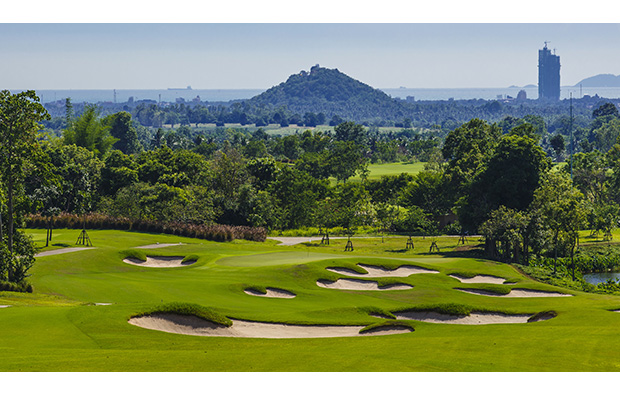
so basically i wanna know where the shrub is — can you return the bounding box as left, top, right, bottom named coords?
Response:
left=25, top=212, right=267, bottom=243
left=0, top=280, right=33, bottom=293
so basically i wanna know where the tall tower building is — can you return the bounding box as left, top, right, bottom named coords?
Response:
left=538, top=42, right=561, bottom=101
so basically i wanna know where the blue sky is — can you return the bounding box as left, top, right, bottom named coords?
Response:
left=2, top=6, right=619, bottom=90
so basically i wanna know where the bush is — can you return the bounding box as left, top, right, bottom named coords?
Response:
left=25, top=212, right=267, bottom=243
left=1, top=231, right=36, bottom=288
left=0, top=280, right=33, bottom=293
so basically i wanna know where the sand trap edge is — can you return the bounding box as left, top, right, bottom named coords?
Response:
left=456, top=288, right=572, bottom=298
left=393, top=310, right=555, bottom=325
left=123, top=256, right=196, bottom=268
left=129, top=313, right=412, bottom=338
left=449, top=274, right=507, bottom=284
left=317, top=278, right=413, bottom=291
left=244, top=287, right=296, bottom=299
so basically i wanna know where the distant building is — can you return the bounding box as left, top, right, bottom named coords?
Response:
left=538, top=43, right=561, bottom=101
left=517, top=90, right=527, bottom=101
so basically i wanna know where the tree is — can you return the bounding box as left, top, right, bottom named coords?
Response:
left=442, top=119, right=501, bottom=199
left=0, top=90, right=50, bottom=255
left=270, top=167, right=328, bottom=229
left=531, top=172, right=588, bottom=278
left=63, top=104, right=117, bottom=158
left=42, top=142, right=104, bottom=214
left=569, top=150, right=608, bottom=205
left=104, top=111, right=141, bottom=154
left=593, top=102, right=619, bottom=119
left=549, top=134, right=565, bottom=161
left=480, top=206, right=528, bottom=263
left=100, top=150, right=139, bottom=196
left=592, top=118, right=620, bottom=153
left=591, top=203, right=620, bottom=242
left=334, top=121, right=368, bottom=144
left=459, top=132, right=550, bottom=232
left=399, top=171, right=451, bottom=217
left=328, top=140, right=368, bottom=182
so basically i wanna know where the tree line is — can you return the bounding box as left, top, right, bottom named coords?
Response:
left=2, top=90, right=620, bottom=292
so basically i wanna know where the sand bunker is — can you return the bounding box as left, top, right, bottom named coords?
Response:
left=244, top=287, right=296, bottom=299
left=317, top=278, right=412, bottom=291
left=0, top=305, right=11, bottom=308
left=134, top=243, right=184, bottom=249
left=394, top=310, right=537, bottom=325
left=457, top=288, right=572, bottom=298
left=327, top=263, right=438, bottom=278
left=94, top=303, right=112, bottom=306
left=449, top=274, right=507, bottom=284
left=123, top=256, right=196, bottom=268
left=129, top=313, right=412, bottom=338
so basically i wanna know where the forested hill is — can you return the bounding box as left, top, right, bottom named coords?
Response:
left=246, top=65, right=406, bottom=121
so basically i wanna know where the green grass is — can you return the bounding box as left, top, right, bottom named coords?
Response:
left=3, top=228, right=620, bottom=371
left=359, top=161, right=427, bottom=180
left=329, top=161, right=427, bottom=184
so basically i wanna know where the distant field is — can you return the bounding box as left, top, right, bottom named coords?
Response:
left=161, top=123, right=426, bottom=136
left=339, top=162, right=426, bottom=183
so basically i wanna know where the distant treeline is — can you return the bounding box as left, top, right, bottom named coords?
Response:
left=42, top=94, right=616, bottom=133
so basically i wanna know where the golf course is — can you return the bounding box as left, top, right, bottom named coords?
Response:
left=2, top=228, right=620, bottom=372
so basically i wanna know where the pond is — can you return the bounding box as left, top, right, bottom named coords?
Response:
left=583, top=272, right=620, bottom=285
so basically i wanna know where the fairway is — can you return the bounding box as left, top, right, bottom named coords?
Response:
left=2, top=228, right=620, bottom=371
left=353, top=162, right=426, bottom=180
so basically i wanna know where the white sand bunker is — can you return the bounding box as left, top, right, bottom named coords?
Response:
left=450, top=274, right=507, bottom=284
left=0, top=305, right=11, bottom=308
left=327, top=263, right=438, bottom=278
left=457, top=288, right=572, bottom=298
left=129, top=313, right=412, bottom=338
left=394, top=311, right=536, bottom=325
left=94, top=303, right=112, bottom=306
left=244, top=287, right=296, bottom=299
left=123, top=256, right=196, bottom=268
left=317, top=278, right=412, bottom=291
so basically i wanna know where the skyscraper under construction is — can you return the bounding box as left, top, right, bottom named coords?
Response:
left=538, top=42, right=561, bottom=101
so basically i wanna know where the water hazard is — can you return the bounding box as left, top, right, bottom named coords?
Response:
left=583, top=272, right=620, bottom=285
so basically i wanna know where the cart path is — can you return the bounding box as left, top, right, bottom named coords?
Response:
left=35, top=247, right=95, bottom=257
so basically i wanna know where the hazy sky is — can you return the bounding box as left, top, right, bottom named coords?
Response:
left=2, top=22, right=619, bottom=90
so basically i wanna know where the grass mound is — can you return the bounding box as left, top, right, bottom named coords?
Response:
left=528, top=311, right=558, bottom=322
left=359, top=320, right=415, bottom=334
left=132, top=302, right=232, bottom=327
left=120, top=249, right=147, bottom=262
left=455, top=284, right=512, bottom=295
left=182, top=255, right=199, bottom=264
left=395, top=303, right=475, bottom=316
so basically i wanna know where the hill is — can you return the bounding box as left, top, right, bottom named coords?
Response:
left=246, top=64, right=406, bottom=121
left=574, top=74, right=620, bottom=87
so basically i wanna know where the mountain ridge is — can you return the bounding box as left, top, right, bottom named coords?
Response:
left=574, top=74, right=620, bottom=87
